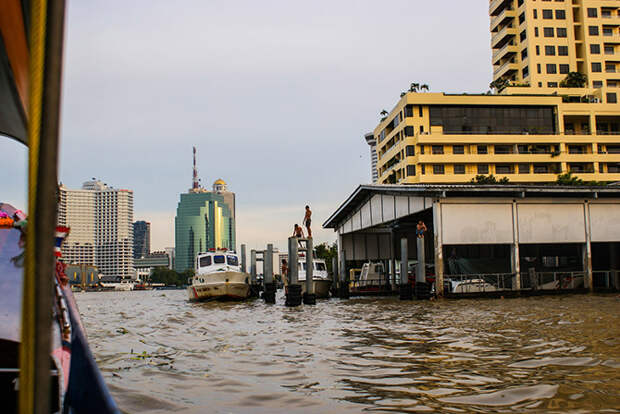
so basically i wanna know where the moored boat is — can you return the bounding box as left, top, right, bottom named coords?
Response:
left=187, top=249, right=250, bottom=301
left=298, top=258, right=332, bottom=298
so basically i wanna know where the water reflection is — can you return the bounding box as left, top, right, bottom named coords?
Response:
left=77, top=291, right=620, bottom=413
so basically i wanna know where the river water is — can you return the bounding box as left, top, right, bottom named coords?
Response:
left=75, top=291, right=620, bottom=413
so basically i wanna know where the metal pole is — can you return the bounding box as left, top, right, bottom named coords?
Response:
left=240, top=244, right=247, bottom=273
left=250, top=249, right=257, bottom=284
left=400, top=237, right=408, bottom=285
left=305, top=238, right=313, bottom=296
left=265, top=244, right=273, bottom=285
left=288, top=237, right=299, bottom=285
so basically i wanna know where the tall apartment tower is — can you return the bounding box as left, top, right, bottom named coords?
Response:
left=58, top=179, right=134, bottom=278
left=491, top=0, right=620, bottom=103
left=365, top=132, right=379, bottom=183
left=133, top=221, right=151, bottom=259
left=174, top=149, right=236, bottom=272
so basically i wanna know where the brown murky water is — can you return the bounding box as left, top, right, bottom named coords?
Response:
left=76, top=291, right=620, bottom=413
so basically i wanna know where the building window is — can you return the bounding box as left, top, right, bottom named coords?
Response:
left=496, top=165, right=514, bottom=174
left=477, top=145, right=488, bottom=154
left=607, top=93, right=618, bottom=104
left=433, top=165, right=445, bottom=175
left=477, top=164, right=489, bottom=174
left=593, top=80, right=603, bottom=88
left=419, top=145, right=424, bottom=154
left=537, top=63, right=542, bottom=73
left=548, top=82, right=559, bottom=87
left=542, top=9, right=553, bottom=19
left=405, top=105, right=413, bottom=117
left=558, top=45, right=568, bottom=55
left=591, top=44, right=601, bottom=54
left=495, top=145, right=512, bottom=154
left=533, top=164, right=549, bottom=173
left=522, top=66, right=529, bottom=78
left=545, top=45, right=555, bottom=55
left=533, top=9, right=538, bottom=19
left=454, top=164, right=465, bottom=174
left=421, top=165, right=425, bottom=174
left=432, top=145, right=444, bottom=154
left=453, top=145, right=464, bottom=154
left=546, top=63, right=557, bottom=74
left=406, top=145, right=415, bottom=156
left=404, top=126, right=414, bottom=136
left=521, top=48, right=528, bottom=60
left=519, top=12, right=525, bottom=24
left=589, top=26, right=599, bottom=36
left=407, top=165, right=416, bottom=176
left=518, top=164, right=530, bottom=174
left=420, top=125, right=424, bottom=134
left=419, top=106, right=423, bottom=117
left=544, top=27, right=554, bottom=37
left=555, top=10, right=566, bottom=19
left=587, top=8, right=598, bottom=18
left=535, top=27, right=539, bottom=37
left=559, top=64, right=569, bottom=74
left=557, top=27, right=567, bottom=38
left=592, top=62, right=602, bottom=72
left=520, top=30, right=527, bottom=42
left=606, top=63, right=616, bottom=73
left=536, top=45, right=540, bottom=55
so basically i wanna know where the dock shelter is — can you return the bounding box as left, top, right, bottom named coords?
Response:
left=323, top=184, right=620, bottom=297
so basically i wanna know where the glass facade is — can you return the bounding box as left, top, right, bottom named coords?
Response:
left=429, top=105, right=556, bottom=135
left=174, top=192, right=236, bottom=272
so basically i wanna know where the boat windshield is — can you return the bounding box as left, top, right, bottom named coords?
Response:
left=213, top=255, right=225, bottom=264
left=227, top=255, right=238, bottom=266
left=316, top=262, right=326, bottom=271
left=199, top=256, right=211, bottom=267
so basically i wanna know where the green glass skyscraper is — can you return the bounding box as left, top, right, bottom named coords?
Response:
left=174, top=148, right=236, bottom=272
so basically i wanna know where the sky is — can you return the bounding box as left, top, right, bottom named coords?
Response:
left=2, top=0, right=492, bottom=253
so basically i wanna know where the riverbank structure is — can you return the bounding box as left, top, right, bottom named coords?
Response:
left=323, top=184, right=620, bottom=297
left=490, top=0, right=620, bottom=101
left=373, top=91, right=620, bottom=184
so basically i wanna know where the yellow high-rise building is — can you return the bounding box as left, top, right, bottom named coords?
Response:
left=371, top=1, right=620, bottom=185
left=491, top=0, right=619, bottom=103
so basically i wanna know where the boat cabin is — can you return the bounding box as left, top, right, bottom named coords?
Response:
left=195, top=249, right=240, bottom=275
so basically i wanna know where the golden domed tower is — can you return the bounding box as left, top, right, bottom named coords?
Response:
left=213, top=179, right=227, bottom=193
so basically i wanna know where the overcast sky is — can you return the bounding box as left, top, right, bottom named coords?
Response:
left=2, top=0, right=492, bottom=253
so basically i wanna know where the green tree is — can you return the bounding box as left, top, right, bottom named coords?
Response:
left=471, top=174, right=510, bottom=184
left=409, top=83, right=420, bottom=93
left=556, top=171, right=584, bottom=185
left=489, top=78, right=511, bottom=92
left=420, top=84, right=430, bottom=92
left=315, top=242, right=338, bottom=275
left=559, top=72, right=587, bottom=88
left=380, top=109, right=388, bottom=121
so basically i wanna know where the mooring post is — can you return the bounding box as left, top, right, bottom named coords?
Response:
left=304, top=238, right=315, bottom=304
left=263, top=244, right=276, bottom=303
left=250, top=249, right=257, bottom=284
left=415, top=236, right=431, bottom=299
left=241, top=244, right=247, bottom=273
left=286, top=237, right=302, bottom=306
left=400, top=237, right=412, bottom=300
left=331, top=256, right=338, bottom=296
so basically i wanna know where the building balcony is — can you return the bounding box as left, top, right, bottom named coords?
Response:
left=491, top=26, right=517, bottom=49
left=489, top=0, right=511, bottom=17
left=490, top=7, right=516, bottom=32
left=492, top=43, right=518, bottom=65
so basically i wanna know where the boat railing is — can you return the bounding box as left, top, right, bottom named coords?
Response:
left=592, top=270, right=620, bottom=290
left=349, top=276, right=390, bottom=290
left=519, top=271, right=586, bottom=290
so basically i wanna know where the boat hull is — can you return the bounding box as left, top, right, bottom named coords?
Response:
left=188, top=271, right=250, bottom=301
left=300, top=279, right=332, bottom=298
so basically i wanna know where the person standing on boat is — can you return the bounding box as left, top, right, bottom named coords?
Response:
left=303, top=205, right=312, bottom=238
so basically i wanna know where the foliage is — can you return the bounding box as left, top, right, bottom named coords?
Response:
left=556, top=172, right=584, bottom=185
left=380, top=109, right=388, bottom=121
left=150, top=267, right=194, bottom=286
left=489, top=78, right=511, bottom=92
left=559, top=72, right=587, bottom=88
left=470, top=174, right=510, bottom=184
left=314, top=242, right=338, bottom=275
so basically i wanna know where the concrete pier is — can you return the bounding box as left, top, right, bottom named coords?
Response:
left=303, top=238, right=316, bottom=305
left=286, top=236, right=302, bottom=306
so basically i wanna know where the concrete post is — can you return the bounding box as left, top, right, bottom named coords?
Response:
left=339, top=248, right=349, bottom=299
left=250, top=249, right=257, bottom=284
left=331, top=256, right=338, bottom=283
left=304, top=238, right=315, bottom=304
left=511, top=202, right=521, bottom=291
left=390, top=257, right=397, bottom=289
left=240, top=244, right=247, bottom=273
left=265, top=244, right=273, bottom=285
left=433, top=200, right=444, bottom=297
left=416, top=237, right=425, bottom=283
left=584, top=202, right=593, bottom=291
left=288, top=237, right=299, bottom=285
left=400, top=237, right=408, bottom=285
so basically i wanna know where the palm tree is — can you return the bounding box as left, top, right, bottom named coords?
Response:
left=420, top=84, right=429, bottom=92
left=400, top=92, right=406, bottom=98
left=409, top=83, right=420, bottom=93
left=380, top=109, right=388, bottom=116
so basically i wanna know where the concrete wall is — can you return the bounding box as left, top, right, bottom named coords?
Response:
left=589, top=204, right=620, bottom=242
left=441, top=203, right=513, bottom=244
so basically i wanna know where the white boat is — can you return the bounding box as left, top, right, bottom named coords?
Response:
left=350, top=262, right=388, bottom=293
left=99, top=277, right=135, bottom=291
left=187, top=250, right=250, bottom=301
left=297, top=258, right=332, bottom=298
left=449, top=278, right=498, bottom=293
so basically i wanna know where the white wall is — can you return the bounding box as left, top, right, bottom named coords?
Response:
left=518, top=203, right=585, bottom=243
left=441, top=203, right=514, bottom=244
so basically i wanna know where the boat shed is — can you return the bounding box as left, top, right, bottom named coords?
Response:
left=323, top=184, right=620, bottom=296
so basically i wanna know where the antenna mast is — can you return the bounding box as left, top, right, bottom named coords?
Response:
left=192, top=146, right=200, bottom=191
